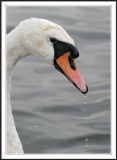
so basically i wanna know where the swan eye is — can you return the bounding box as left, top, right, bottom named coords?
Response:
left=50, top=37, right=57, bottom=44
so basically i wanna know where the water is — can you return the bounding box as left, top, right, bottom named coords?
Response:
left=7, top=6, right=110, bottom=153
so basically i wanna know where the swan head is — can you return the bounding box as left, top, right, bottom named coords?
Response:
left=17, top=18, right=88, bottom=94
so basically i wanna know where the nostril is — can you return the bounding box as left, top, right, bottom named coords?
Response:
left=68, top=56, right=76, bottom=70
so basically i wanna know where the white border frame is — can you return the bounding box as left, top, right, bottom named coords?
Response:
left=2, top=1, right=116, bottom=159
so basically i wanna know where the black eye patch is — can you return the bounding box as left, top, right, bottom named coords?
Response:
left=50, top=37, right=79, bottom=59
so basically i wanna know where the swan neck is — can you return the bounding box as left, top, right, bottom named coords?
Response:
left=7, top=30, right=29, bottom=71
left=7, top=29, right=30, bottom=97
left=6, top=30, right=27, bottom=154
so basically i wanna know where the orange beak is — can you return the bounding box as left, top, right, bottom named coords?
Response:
left=55, top=52, right=88, bottom=94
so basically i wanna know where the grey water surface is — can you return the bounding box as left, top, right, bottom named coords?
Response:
left=7, top=6, right=111, bottom=153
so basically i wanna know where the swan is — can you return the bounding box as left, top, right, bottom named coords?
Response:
left=6, top=18, right=88, bottom=154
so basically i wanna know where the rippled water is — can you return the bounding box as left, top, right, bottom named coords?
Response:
left=7, top=6, right=110, bottom=153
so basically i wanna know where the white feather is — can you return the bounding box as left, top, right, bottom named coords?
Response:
left=6, top=18, right=75, bottom=154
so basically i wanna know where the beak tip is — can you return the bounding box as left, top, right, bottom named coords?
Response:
left=82, top=85, right=88, bottom=94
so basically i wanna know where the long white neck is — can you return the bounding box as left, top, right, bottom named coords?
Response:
left=6, top=18, right=75, bottom=154
left=6, top=29, right=29, bottom=154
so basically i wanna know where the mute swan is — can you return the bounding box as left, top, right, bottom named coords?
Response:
left=6, top=18, right=88, bottom=154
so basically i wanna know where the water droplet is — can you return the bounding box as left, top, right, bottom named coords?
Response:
left=85, top=138, right=88, bottom=142
left=83, top=93, right=87, bottom=104
left=33, top=125, right=39, bottom=128
left=83, top=101, right=87, bottom=104
left=83, top=94, right=87, bottom=98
